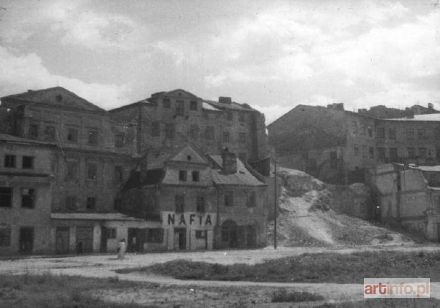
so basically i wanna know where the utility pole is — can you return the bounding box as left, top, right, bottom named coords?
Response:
left=274, top=155, right=278, bottom=249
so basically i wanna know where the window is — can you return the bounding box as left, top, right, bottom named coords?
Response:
left=21, top=188, right=35, bottom=209
left=22, top=156, right=34, bottom=169
left=163, top=98, right=171, bottom=108
left=377, top=147, right=386, bottom=161
left=205, top=126, right=215, bottom=140
left=175, top=194, right=185, bottom=213
left=66, top=196, right=77, bottom=211
left=406, top=128, right=414, bottom=140
left=369, top=147, right=374, bottom=159
left=192, top=171, right=200, bottom=182
left=239, top=132, right=246, bottom=144
left=368, top=127, right=373, bottom=137
left=195, top=230, right=206, bottom=239
left=389, top=148, right=398, bottom=162
left=151, top=122, right=160, bottom=137
left=67, top=128, right=78, bottom=143
left=226, top=111, right=233, bottom=121
left=87, top=163, right=97, bottom=181
left=0, top=187, right=12, bottom=207
left=376, top=127, right=385, bottom=139
left=196, top=195, right=205, bottom=212
left=4, top=155, right=16, bottom=168
left=86, top=197, right=96, bottom=210
left=190, top=100, right=198, bottom=111
left=146, top=228, right=163, bottom=243
left=113, top=198, right=121, bottom=211
left=176, top=100, right=184, bottom=116
left=419, top=147, right=427, bottom=158
left=417, top=129, right=426, bottom=139
left=224, top=191, right=234, bottom=207
left=189, top=124, right=199, bottom=140
left=247, top=191, right=256, bottom=208
left=28, top=123, right=39, bottom=139
left=66, top=160, right=78, bottom=180
left=115, top=133, right=124, bottom=148
left=408, top=147, right=416, bottom=159
left=114, top=166, right=123, bottom=182
left=362, top=145, right=367, bottom=159
left=223, top=131, right=230, bottom=143
left=179, top=170, right=187, bottom=182
left=388, top=128, right=396, bottom=140
left=352, top=120, right=358, bottom=135
left=107, top=228, right=117, bottom=239
left=239, top=113, right=245, bottom=123
left=88, top=129, right=98, bottom=145
left=44, top=126, right=56, bottom=141
left=0, top=228, right=11, bottom=247
left=165, top=123, right=175, bottom=139
left=354, top=144, right=359, bottom=156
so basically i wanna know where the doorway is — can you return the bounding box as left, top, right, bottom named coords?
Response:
left=76, top=227, right=93, bottom=253
left=19, top=227, right=34, bottom=254
left=55, top=227, right=70, bottom=254
left=174, top=228, right=186, bottom=250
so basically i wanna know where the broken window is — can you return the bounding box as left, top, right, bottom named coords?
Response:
left=179, top=170, right=187, bottom=182
left=114, top=133, right=124, bottom=148
left=87, top=163, right=97, bottom=181
left=196, top=195, right=205, bottom=212
left=151, top=122, right=160, bottom=137
left=0, top=187, right=12, bottom=208
left=44, top=126, right=56, bottom=141
left=28, top=123, right=39, bottom=139
left=21, top=188, right=35, bottom=209
left=192, top=171, right=200, bottom=182
left=190, top=100, right=198, bottom=111
left=0, top=228, right=11, bottom=247
left=175, top=195, right=185, bottom=213
left=146, top=228, right=163, bottom=243
left=247, top=191, right=256, bottom=208
left=87, top=129, right=98, bottom=145
left=224, top=191, right=234, bottom=207
left=4, top=155, right=16, bottom=168
left=66, top=128, right=78, bottom=143
left=86, top=197, right=96, bottom=210
left=22, top=156, right=34, bottom=169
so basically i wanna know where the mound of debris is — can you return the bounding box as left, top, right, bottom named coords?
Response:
left=267, top=168, right=412, bottom=247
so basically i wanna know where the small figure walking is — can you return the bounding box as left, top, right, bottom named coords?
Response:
left=117, top=239, right=126, bottom=260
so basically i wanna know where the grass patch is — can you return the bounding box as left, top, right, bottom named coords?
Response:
left=271, top=289, right=324, bottom=303
left=117, top=251, right=440, bottom=283
left=0, top=273, right=157, bottom=308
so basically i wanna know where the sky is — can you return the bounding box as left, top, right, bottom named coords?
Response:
left=0, top=0, right=439, bottom=123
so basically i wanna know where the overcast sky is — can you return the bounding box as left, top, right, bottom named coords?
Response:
left=0, top=0, right=439, bottom=123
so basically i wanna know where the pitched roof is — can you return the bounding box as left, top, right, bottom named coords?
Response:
left=204, top=100, right=255, bottom=112
left=1, top=87, right=105, bottom=113
left=209, top=155, right=266, bottom=186
left=384, top=113, right=440, bottom=122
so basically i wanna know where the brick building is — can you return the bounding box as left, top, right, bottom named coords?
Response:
left=0, top=87, right=269, bottom=255
left=268, top=104, right=440, bottom=184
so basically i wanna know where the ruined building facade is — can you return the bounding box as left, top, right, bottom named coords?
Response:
left=0, top=87, right=269, bottom=255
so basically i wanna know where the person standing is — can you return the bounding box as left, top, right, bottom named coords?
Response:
left=118, top=239, right=126, bottom=260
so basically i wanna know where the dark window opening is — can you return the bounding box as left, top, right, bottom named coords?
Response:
left=66, top=196, right=77, bottom=211
left=87, top=163, right=97, bottom=181
left=0, top=187, right=12, bottom=207
left=4, top=155, right=16, bottom=168
left=376, top=127, right=385, bottom=139
left=196, top=195, right=205, bottom=212
left=151, top=122, right=160, bottom=137
left=388, top=128, right=396, bottom=140
left=66, top=160, right=78, bottom=180
left=223, top=131, right=230, bottom=143
left=205, top=126, right=215, bottom=140
left=408, top=147, right=416, bottom=159
left=86, top=197, right=96, bottom=210
left=192, top=171, right=200, bottom=182
left=44, top=126, right=56, bottom=141
left=88, top=129, right=98, bottom=145
left=0, top=228, right=11, bottom=247
left=21, top=188, right=35, bottom=209
left=329, top=152, right=337, bottom=169
left=146, top=228, right=163, bottom=243
left=67, top=128, right=78, bottom=143
left=115, top=133, right=124, bottom=148
left=22, top=156, right=34, bottom=169
left=195, top=230, right=206, bottom=239
left=239, top=132, right=246, bottom=144
left=114, top=166, right=123, bottom=182
left=190, top=101, right=198, bottom=111
left=163, top=98, right=171, bottom=108
left=224, top=191, right=234, bottom=207
left=176, top=100, right=185, bottom=116
left=107, top=228, right=117, bottom=239
left=175, top=194, right=185, bottom=213
left=28, top=124, right=39, bottom=139
left=165, top=123, right=175, bottom=139
left=239, top=113, right=245, bottom=122
left=179, top=170, right=187, bottom=182
left=226, top=111, right=233, bottom=121
left=247, top=191, right=256, bottom=208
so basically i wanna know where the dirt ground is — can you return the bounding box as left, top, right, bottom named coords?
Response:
left=1, top=244, right=440, bottom=307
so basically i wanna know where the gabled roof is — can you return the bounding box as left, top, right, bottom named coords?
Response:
left=209, top=155, right=266, bottom=186
left=1, top=87, right=106, bottom=113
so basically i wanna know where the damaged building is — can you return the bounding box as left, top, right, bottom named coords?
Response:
left=0, top=87, right=270, bottom=255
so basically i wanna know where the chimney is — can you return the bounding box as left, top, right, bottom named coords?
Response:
left=404, top=107, right=414, bottom=119
left=219, top=97, right=232, bottom=104
left=221, top=148, right=237, bottom=174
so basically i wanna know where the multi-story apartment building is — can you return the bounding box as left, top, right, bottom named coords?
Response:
left=0, top=87, right=270, bottom=255
left=268, top=104, right=440, bottom=184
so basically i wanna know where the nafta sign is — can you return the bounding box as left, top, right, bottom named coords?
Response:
left=163, top=212, right=216, bottom=226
